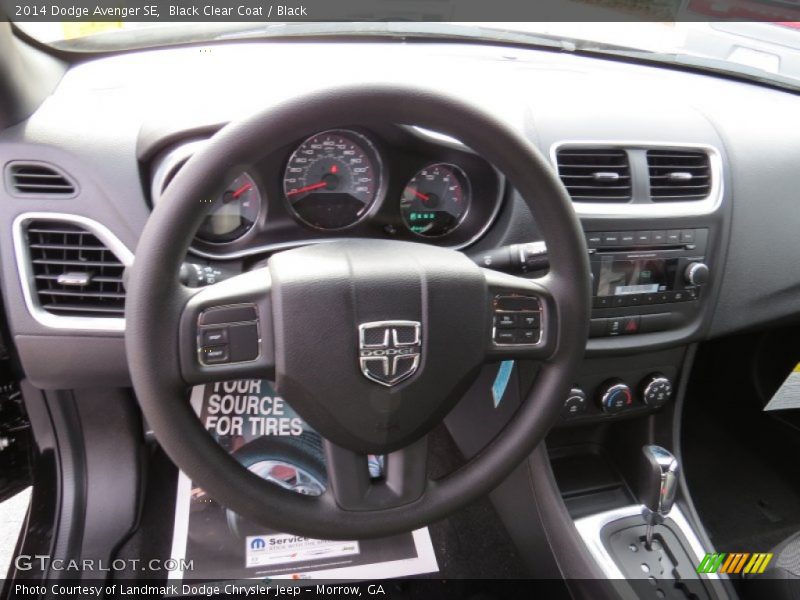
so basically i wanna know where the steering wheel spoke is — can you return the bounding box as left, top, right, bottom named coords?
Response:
left=482, top=268, right=558, bottom=362
left=178, top=267, right=275, bottom=385
left=323, top=436, right=428, bottom=511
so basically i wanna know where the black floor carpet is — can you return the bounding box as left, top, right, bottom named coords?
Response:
left=683, top=335, right=800, bottom=553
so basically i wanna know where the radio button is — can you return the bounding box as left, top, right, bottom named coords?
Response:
left=669, top=290, right=687, bottom=302
left=654, top=292, right=670, bottom=304
left=666, top=230, right=681, bottom=244
left=612, top=296, right=628, bottom=307
left=586, top=233, right=602, bottom=248
left=652, top=231, right=667, bottom=244
left=593, top=296, right=611, bottom=309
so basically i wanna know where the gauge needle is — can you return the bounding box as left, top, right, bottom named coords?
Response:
left=414, top=190, right=430, bottom=202
left=286, top=181, right=328, bottom=196
left=232, top=182, right=253, bottom=198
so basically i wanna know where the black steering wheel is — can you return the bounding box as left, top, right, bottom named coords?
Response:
left=125, top=85, right=591, bottom=540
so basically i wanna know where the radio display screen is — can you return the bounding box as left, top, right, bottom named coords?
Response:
left=597, top=257, right=677, bottom=297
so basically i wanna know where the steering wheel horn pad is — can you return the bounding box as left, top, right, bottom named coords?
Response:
left=125, top=84, right=591, bottom=539
left=269, top=240, right=487, bottom=454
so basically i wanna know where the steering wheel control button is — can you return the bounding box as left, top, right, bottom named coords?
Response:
left=492, top=294, right=542, bottom=346
left=199, top=304, right=257, bottom=325
left=201, top=327, right=228, bottom=346
left=197, top=304, right=260, bottom=366
left=598, top=380, right=633, bottom=414
left=495, top=313, right=517, bottom=328
left=494, top=330, right=517, bottom=345
left=641, top=374, right=673, bottom=408
left=228, top=323, right=260, bottom=363
left=495, top=295, right=539, bottom=312
left=202, top=345, right=229, bottom=364
left=562, top=388, right=588, bottom=418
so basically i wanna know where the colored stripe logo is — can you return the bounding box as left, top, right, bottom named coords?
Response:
left=697, top=552, right=773, bottom=575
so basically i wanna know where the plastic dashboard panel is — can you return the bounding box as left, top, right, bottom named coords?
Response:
left=0, top=41, right=797, bottom=389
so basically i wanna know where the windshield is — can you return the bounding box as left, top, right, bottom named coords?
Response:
left=15, top=20, right=800, bottom=89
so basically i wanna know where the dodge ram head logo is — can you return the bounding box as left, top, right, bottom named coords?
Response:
left=358, top=321, right=422, bottom=387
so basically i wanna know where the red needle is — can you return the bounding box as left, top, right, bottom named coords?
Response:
left=286, top=181, right=327, bottom=196
left=414, top=190, right=430, bottom=202
left=231, top=182, right=253, bottom=199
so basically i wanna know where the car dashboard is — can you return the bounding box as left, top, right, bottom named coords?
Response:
left=1, top=39, right=800, bottom=424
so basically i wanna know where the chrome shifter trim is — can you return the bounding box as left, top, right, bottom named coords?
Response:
left=574, top=504, right=722, bottom=582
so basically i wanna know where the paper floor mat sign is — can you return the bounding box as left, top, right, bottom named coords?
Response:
left=169, top=379, right=438, bottom=583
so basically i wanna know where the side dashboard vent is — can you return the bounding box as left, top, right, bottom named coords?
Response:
left=6, top=162, right=77, bottom=197
left=556, top=148, right=632, bottom=202
left=647, top=150, right=712, bottom=201
left=24, top=220, right=126, bottom=318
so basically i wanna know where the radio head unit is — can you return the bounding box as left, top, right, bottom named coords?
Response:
left=587, top=228, right=710, bottom=336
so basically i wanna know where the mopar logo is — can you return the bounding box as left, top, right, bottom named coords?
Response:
left=358, top=321, right=421, bottom=387
left=250, top=538, right=266, bottom=550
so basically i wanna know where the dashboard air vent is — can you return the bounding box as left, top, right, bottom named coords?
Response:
left=24, top=220, right=125, bottom=317
left=647, top=150, right=711, bottom=201
left=6, top=162, right=76, bottom=196
left=555, top=148, right=632, bottom=202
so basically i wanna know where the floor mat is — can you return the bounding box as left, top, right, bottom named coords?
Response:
left=683, top=337, right=800, bottom=553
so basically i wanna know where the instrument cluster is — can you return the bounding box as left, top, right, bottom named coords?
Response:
left=151, top=126, right=504, bottom=259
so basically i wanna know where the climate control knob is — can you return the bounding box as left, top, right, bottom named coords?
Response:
left=641, top=373, right=673, bottom=408
left=598, top=380, right=633, bottom=414
left=684, top=262, right=709, bottom=286
left=562, top=388, right=588, bottom=419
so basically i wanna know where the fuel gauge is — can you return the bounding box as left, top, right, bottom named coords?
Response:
left=400, top=163, right=470, bottom=237
left=196, top=172, right=261, bottom=244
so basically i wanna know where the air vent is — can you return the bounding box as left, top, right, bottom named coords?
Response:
left=6, top=162, right=76, bottom=197
left=24, top=220, right=125, bottom=318
left=556, top=148, right=632, bottom=202
left=647, top=150, right=711, bottom=201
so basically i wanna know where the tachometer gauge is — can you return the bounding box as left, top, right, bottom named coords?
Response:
left=196, top=172, right=261, bottom=243
left=401, top=163, right=470, bottom=237
left=283, top=130, right=382, bottom=230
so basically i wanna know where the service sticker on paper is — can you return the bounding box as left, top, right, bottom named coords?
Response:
left=245, top=535, right=360, bottom=568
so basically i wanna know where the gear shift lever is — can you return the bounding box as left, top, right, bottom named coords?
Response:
left=639, top=445, right=680, bottom=549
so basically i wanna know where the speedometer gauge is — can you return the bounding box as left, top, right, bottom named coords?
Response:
left=196, top=172, right=261, bottom=243
left=401, top=163, right=471, bottom=237
left=283, top=130, right=382, bottom=230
